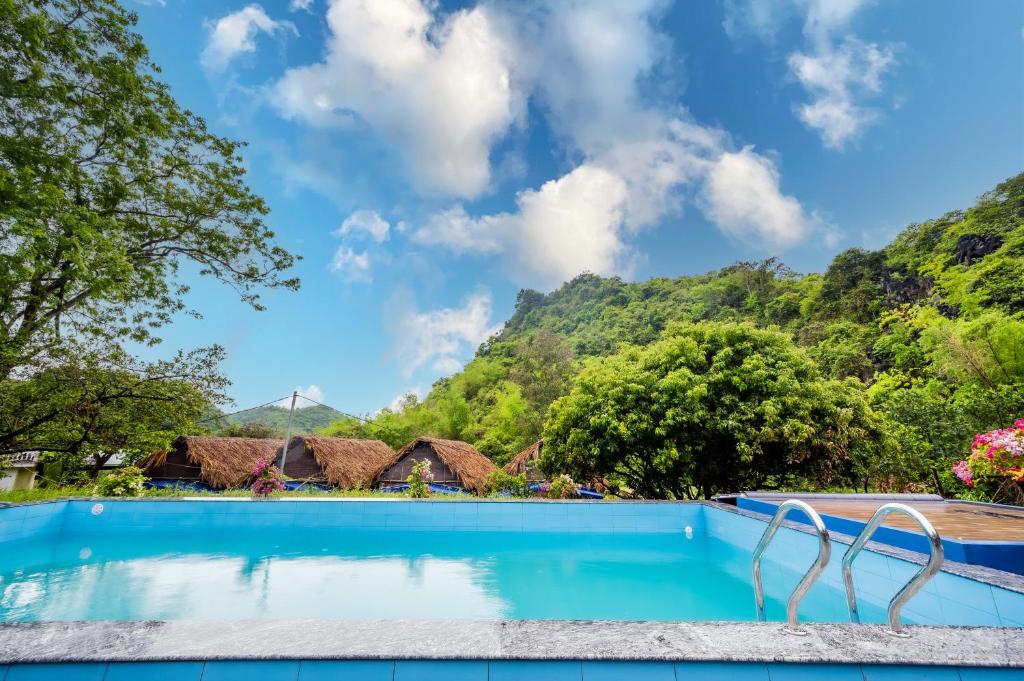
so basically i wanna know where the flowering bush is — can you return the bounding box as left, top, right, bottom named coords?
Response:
left=407, top=459, right=433, bottom=498
left=953, top=420, right=1024, bottom=503
left=94, top=465, right=147, bottom=497
left=251, top=456, right=286, bottom=498
left=547, top=474, right=578, bottom=499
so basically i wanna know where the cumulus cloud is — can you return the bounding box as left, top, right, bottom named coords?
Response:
left=789, top=38, right=894, bottom=149
left=724, top=0, right=894, bottom=149
left=289, top=0, right=313, bottom=11
left=414, top=121, right=818, bottom=289
left=330, top=246, right=372, bottom=282
left=701, top=147, right=821, bottom=247
left=276, top=384, right=325, bottom=408
left=274, top=0, right=521, bottom=198
left=201, top=4, right=296, bottom=74
left=393, top=291, right=499, bottom=376
left=336, top=210, right=390, bottom=243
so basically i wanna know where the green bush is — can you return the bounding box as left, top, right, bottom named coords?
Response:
left=94, top=465, right=147, bottom=497
left=547, top=474, right=578, bottom=499
left=484, top=470, right=531, bottom=498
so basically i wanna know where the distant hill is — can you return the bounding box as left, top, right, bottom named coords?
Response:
left=216, top=404, right=342, bottom=435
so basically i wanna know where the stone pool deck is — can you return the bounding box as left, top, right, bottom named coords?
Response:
left=0, top=620, right=1022, bottom=668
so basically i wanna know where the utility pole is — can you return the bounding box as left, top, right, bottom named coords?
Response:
left=278, top=391, right=298, bottom=475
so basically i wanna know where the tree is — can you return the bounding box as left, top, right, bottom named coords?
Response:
left=218, top=422, right=282, bottom=439
left=542, top=322, right=889, bottom=499
left=0, top=0, right=296, bottom=377
left=0, top=347, right=220, bottom=476
left=0, top=0, right=297, bottom=452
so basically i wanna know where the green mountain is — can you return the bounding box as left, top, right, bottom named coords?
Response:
left=323, top=173, right=1024, bottom=499
left=214, top=404, right=343, bottom=437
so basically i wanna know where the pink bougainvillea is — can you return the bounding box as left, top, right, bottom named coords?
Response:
left=251, top=456, right=286, bottom=497
left=953, top=420, right=1024, bottom=493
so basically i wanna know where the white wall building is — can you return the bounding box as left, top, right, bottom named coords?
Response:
left=1, top=451, right=39, bottom=491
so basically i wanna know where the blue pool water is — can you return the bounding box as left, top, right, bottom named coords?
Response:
left=0, top=500, right=1022, bottom=626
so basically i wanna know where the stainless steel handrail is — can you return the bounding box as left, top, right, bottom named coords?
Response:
left=841, top=502, right=944, bottom=637
left=752, top=499, right=832, bottom=635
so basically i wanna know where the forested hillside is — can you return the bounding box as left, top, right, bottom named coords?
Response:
left=323, top=173, right=1024, bottom=500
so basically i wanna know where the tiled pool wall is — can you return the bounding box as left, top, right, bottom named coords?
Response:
left=737, top=496, right=1024, bottom=575
left=2, top=498, right=1023, bottom=628
left=0, top=660, right=1022, bottom=681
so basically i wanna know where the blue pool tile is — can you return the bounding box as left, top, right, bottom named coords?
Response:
left=394, top=661, right=488, bottom=681
left=993, top=590, right=1024, bottom=624
left=958, top=669, right=1024, bottom=680
left=861, top=664, right=960, bottom=680
left=297, top=661, right=395, bottom=680
left=490, top=661, right=582, bottom=681
left=935, top=575, right=999, bottom=616
left=582, top=661, right=675, bottom=681
left=202, top=661, right=300, bottom=681
left=676, top=661, right=770, bottom=679
left=5, top=664, right=107, bottom=681
left=766, top=663, right=865, bottom=680
left=105, top=662, right=205, bottom=680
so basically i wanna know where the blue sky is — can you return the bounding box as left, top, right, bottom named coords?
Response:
left=128, top=0, right=1024, bottom=415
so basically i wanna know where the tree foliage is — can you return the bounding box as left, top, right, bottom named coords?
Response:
left=541, top=323, right=889, bottom=499
left=0, top=0, right=297, bottom=466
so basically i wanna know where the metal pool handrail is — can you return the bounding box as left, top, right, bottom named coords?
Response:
left=842, top=502, right=944, bottom=637
left=752, top=499, right=831, bottom=635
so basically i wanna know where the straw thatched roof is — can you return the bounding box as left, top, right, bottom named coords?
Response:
left=377, top=436, right=497, bottom=493
left=292, top=435, right=395, bottom=488
left=142, top=436, right=278, bottom=489
left=505, top=440, right=542, bottom=476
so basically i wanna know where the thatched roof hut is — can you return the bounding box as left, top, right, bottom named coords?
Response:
left=504, top=440, right=545, bottom=482
left=374, top=436, right=497, bottom=493
left=277, top=435, right=395, bottom=489
left=141, top=436, right=278, bottom=489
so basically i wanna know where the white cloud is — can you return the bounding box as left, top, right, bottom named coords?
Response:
left=415, top=121, right=818, bottom=289
left=393, top=291, right=498, bottom=376
left=201, top=4, right=296, bottom=74
left=290, top=0, right=313, bottom=11
left=274, top=0, right=521, bottom=198
left=701, top=146, right=821, bottom=247
left=724, top=0, right=894, bottom=149
left=336, top=210, right=390, bottom=243
left=789, top=38, right=894, bottom=149
left=415, top=164, right=632, bottom=289
left=276, top=385, right=325, bottom=408
left=330, top=246, right=372, bottom=282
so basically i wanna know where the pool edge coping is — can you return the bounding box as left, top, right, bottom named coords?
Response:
left=0, top=620, right=1020, bottom=667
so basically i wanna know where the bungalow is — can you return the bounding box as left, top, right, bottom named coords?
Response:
left=374, top=436, right=497, bottom=494
left=276, top=435, right=395, bottom=489
left=141, top=435, right=279, bottom=489
left=504, top=440, right=545, bottom=482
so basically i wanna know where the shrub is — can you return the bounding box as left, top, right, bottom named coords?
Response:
left=251, top=456, right=285, bottom=498
left=484, top=470, right=531, bottom=498
left=94, top=465, right=147, bottom=497
left=547, top=474, right=578, bottom=499
left=952, top=420, right=1024, bottom=504
left=407, top=459, right=433, bottom=498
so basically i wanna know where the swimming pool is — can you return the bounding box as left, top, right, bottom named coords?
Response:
left=1, top=498, right=1022, bottom=679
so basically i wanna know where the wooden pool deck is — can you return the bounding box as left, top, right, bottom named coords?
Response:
left=741, top=494, right=1024, bottom=542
